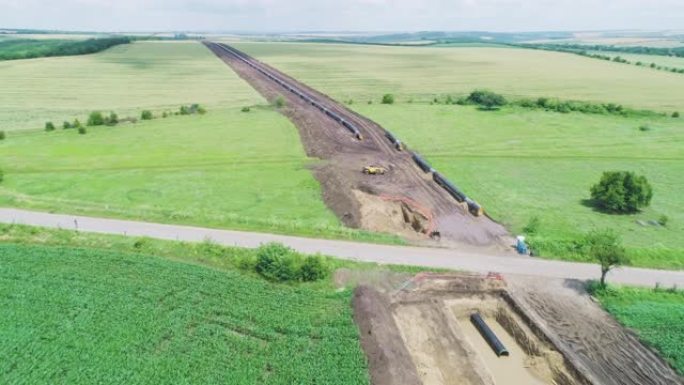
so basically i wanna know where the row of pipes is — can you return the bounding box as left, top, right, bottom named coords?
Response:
left=213, top=42, right=483, bottom=217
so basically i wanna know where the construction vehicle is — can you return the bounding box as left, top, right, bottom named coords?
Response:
left=363, top=166, right=387, bottom=175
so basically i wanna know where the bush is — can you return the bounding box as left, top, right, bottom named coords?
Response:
left=197, top=106, right=207, bottom=114
left=241, top=106, right=251, bottom=112
left=179, top=105, right=191, bottom=115
left=162, top=112, right=168, bottom=118
left=466, top=90, right=507, bottom=110
left=72, top=119, right=81, bottom=128
left=78, top=127, right=87, bottom=135
left=255, top=243, right=299, bottom=282
left=0, top=131, right=5, bottom=141
left=659, top=215, right=669, bottom=227
left=0, top=168, right=3, bottom=183
left=590, top=171, right=653, bottom=213
left=141, top=110, right=153, bottom=120
left=44, top=121, right=55, bottom=131
left=87, top=111, right=104, bottom=126
left=674, top=112, right=680, bottom=118
left=62, top=121, right=72, bottom=129
left=274, top=96, right=286, bottom=108
left=381, top=94, right=395, bottom=104
left=105, top=112, right=118, bottom=126
left=299, top=255, right=329, bottom=282
left=639, top=124, right=651, bottom=132
left=253, top=243, right=329, bottom=283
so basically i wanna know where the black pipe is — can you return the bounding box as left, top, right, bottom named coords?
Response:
left=433, top=172, right=466, bottom=202
left=412, top=153, right=432, bottom=173
left=470, top=313, right=509, bottom=357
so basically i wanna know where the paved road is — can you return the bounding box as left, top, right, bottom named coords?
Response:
left=1, top=208, right=682, bottom=287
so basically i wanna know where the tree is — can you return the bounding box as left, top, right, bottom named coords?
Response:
left=45, top=121, right=55, bottom=131
left=72, top=119, right=82, bottom=128
left=381, top=94, right=395, bottom=104
left=255, top=243, right=297, bottom=282
left=590, top=171, right=653, bottom=213
left=87, top=111, right=104, bottom=126
left=466, top=90, right=507, bottom=110
left=63, top=121, right=72, bottom=129
left=141, top=110, right=153, bottom=120
left=0, top=130, right=5, bottom=141
left=78, top=127, right=87, bottom=135
left=585, top=230, right=628, bottom=287
left=674, top=112, right=680, bottom=118
left=274, top=96, right=285, bottom=108
left=299, top=255, right=329, bottom=282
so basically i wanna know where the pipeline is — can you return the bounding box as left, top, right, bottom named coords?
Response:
left=466, top=197, right=483, bottom=217
left=412, top=152, right=433, bottom=173
left=470, top=313, right=509, bottom=357
left=211, top=42, right=363, bottom=141
left=433, top=172, right=466, bottom=202
left=384, top=130, right=403, bottom=151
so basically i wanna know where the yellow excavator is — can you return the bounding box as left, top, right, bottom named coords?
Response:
left=363, top=166, right=387, bottom=175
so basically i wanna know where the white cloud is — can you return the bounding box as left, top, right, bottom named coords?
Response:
left=0, top=0, right=682, bottom=32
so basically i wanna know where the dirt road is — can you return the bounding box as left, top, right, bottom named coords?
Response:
left=204, top=42, right=510, bottom=249
left=2, top=208, right=683, bottom=287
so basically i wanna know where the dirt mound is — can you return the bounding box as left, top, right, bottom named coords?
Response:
left=206, top=42, right=512, bottom=249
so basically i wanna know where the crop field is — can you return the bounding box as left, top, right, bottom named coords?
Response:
left=0, top=41, right=262, bottom=131
left=594, top=286, right=684, bottom=374
left=0, top=41, right=389, bottom=241
left=232, top=42, right=684, bottom=112
left=352, top=104, right=684, bottom=268
left=0, top=243, right=369, bottom=384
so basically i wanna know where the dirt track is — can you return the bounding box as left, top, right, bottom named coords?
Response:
left=351, top=273, right=683, bottom=385
left=205, top=41, right=510, bottom=248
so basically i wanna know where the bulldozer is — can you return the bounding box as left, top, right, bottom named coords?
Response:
left=363, top=166, right=387, bottom=175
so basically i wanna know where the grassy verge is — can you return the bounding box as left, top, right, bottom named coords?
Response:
left=593, top=285, right=684, bottom=374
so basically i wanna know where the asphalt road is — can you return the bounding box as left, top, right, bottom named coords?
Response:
left=1, top=208, right=682, bottom=287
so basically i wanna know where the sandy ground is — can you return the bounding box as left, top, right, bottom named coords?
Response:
left=351, top=272, right=682, bottom=385
left=205, top=42, right=511, bottom=249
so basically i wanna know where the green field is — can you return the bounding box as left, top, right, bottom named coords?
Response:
left=0, top=242, right=369, bottom=384
left=234, top=42, right=684, bottom=268
left=233, top=42, right=684, bottom=113
left=594, top=286, right=684, bottom=374
left=0, top=41, right=261, bottom=131
left=0, top=41, right=395, bottom=242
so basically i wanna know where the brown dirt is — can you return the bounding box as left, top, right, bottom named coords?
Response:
left=506, top=276, right=684, bottom=385
left=205, top=42, right=511, bottom=249
left=353, top=272, right=682, bottom=385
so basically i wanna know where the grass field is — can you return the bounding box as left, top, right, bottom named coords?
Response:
left=0, top=41, right=395, bottom=242
left=233, top=42, right=684, bottom=113
left=351, top=103, right=684, bottom=268
left=594, top=285, right=684, bottom=374
left=0, top=242, right=369, bottom=384
left=0, top=41, right=261, bottom=131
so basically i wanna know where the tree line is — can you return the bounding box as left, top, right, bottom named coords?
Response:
left=0, top=37, right=131, bottom=61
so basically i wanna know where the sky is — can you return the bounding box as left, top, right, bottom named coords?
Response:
left=1, top=0, right=683, bottom=32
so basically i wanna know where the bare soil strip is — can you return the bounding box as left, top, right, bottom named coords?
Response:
left=204, top=42, right=510, bottom=249
left=352, top=273, right=682, bottom=385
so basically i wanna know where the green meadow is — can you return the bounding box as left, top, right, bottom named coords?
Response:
left=0, top=41, right=261, bottom=131
left=233, top=42, right=684, bottom=113
left=0, top=41, right=395, bottom=242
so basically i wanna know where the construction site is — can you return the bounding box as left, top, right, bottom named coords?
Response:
left=205, top=42, right=511, bottom=250
left=207, top=42, right=683, bottom=385
left=348, top=272, right=681, bottom=385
